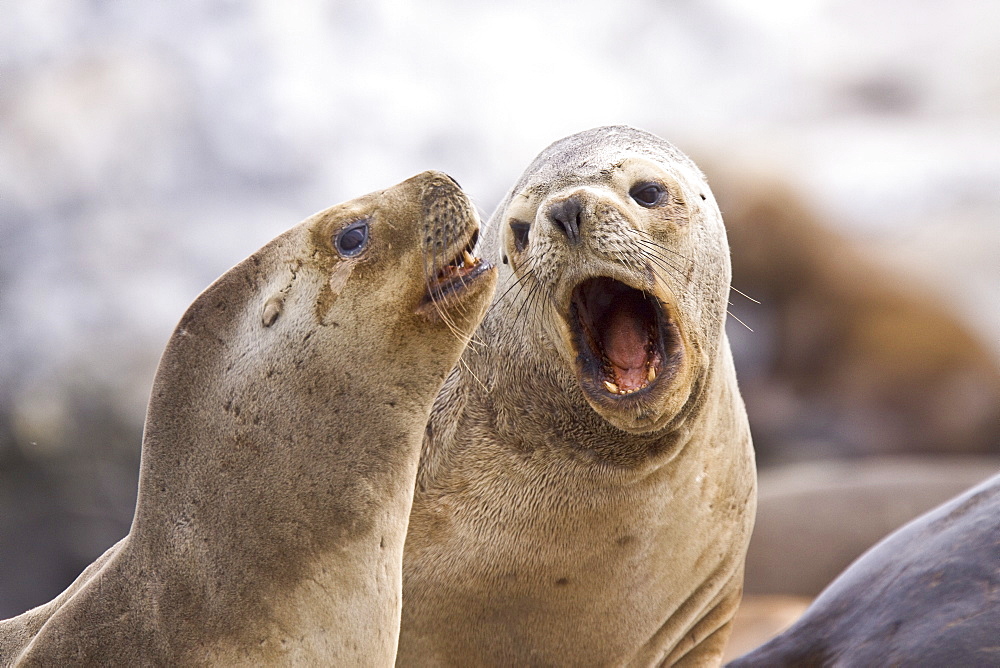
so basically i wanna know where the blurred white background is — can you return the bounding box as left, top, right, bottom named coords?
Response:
left=1, top=0, right=998, bottom=616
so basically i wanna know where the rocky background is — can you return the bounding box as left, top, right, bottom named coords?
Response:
left=2, top=1, right=998, bottom=619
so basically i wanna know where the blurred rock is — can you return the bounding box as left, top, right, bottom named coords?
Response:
left=745, top=456, right=1000, bottom=597
left=0, top=384, right=139, bottom=618
left=723, top=594, right=811, bottom=664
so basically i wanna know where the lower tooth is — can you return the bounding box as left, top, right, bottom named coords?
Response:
left=462, top=250, right=476, bottom=267
left=604, top=381, right=619, bottom=393
left=648, top=366, right=656, bottom=382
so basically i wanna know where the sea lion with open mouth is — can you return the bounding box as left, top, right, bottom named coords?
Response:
left=0, top=171, right=496, bottom=666
left=399, top=127, right=756, bottom=666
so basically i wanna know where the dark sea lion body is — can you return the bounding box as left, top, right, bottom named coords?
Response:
left=0, top=171, right=496, bottom=665
left=728, top=472, right=1000, bottom=667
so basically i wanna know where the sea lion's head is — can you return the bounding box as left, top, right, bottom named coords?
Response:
left=490, top=127, right=730, bottom=434
left=71, top=172, right=497, bottom=664
left=267, top=170, right=498, bottom=389
left=161, top=170, right=497, bottom=432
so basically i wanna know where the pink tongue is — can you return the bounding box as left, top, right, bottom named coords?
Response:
left=605, top=308, right=648, bottom=389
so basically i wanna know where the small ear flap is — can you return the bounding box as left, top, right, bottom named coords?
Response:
left=261, top=296, right=283, bottom=327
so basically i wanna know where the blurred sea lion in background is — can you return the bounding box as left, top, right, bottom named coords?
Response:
left=710, top=165, right=1000, bottom=465
left=0, top=172, right=496, bottom=665
left=699, top=163, right=1000, bottom=659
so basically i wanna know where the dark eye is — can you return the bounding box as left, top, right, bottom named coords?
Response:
left=629, top=182, right=667, bottom=207
left=335, top=219, right=370, bottom=257
left=510, top=219, right=531, bottom=252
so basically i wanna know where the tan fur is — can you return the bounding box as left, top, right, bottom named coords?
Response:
left=399, top=127, right=757, bottom=666
left=0, top=171, right=496, bottom=666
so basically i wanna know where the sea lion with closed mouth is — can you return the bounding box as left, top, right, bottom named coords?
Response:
left=0, top=171, right=496, bottom=666
left=399, top=127, right=756, bottom=666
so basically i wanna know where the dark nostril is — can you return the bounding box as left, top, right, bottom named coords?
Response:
left=546, top=196, right=583, bottom=243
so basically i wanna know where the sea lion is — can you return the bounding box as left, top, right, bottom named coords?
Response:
left=707, top=164, right=1000, bottom=465
left=399, top=127, right=757, bottom=666
left=727, top=471, right=1000, bottom=667
left=0, top=171, right=497, bottom=666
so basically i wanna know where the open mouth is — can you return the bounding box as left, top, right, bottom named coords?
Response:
left=569, top=277, right=680, bottom=398
left=424, top=229, right=493, bottom=305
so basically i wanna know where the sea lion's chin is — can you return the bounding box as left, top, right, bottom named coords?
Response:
left=563, top=276, right=685, bottom=433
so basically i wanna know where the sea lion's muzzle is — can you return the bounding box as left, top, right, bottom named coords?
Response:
left=532, top=186, right=687, bottom=422
left=546, top=194, right=584, bottom=244
left=568, top=276, right=682, bottom=403
left=418, top=175, right=495, bottom=317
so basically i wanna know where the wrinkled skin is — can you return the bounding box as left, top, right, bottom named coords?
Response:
left=0, top=172, right=496, bottom=666
left=400, top=127, right=757, bottom=666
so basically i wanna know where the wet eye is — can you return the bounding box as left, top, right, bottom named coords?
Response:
left=334, top=219, right=370, bottom=257
left=629, top=182, right=667, bottom=208
left=510, top=219, right=531, bottom=252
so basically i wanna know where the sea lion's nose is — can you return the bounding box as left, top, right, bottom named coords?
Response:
left=546, top=195, right=584, bottom=243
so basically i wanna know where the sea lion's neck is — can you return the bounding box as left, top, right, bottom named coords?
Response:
left=408, top=326, right=754, bottom=665
left=123, top=255, right=430, bottom=660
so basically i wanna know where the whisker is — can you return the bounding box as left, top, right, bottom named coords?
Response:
left=459, top=355, right=489, bottom=392
left=495, top=255, right=539, bottom=303
left=611, top=246, right=642, bottom=275
left=730, top=285, right=760, bottom=304
left=632, top=243, right=689, bottom=276
left=511, top=272, right=544, bottom=326
left=727, top=310, right=754, bottom=332
left=636, top=246, right=688, bottom=285
left=423, top=224, right=480, bottom=345
left=632, top=238, right=688, bottom=275
left=483, top=256, right=540, bottom=320
left=525, top=276, right=552, bottom=330
left=495, top=266, right=534, bottom=318
left=632, top=229, right=693, bottom=261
